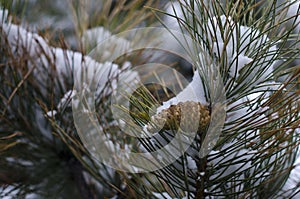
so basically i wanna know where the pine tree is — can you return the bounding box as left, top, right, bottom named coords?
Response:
left=1, top=0, right=300, bottom=198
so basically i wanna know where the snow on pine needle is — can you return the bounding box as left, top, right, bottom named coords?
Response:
left=0, top=6, right=140, bottom=198
left=139, top=1, right=300, bottom=198
left=0, top=7, right=139, bottom=113
left=1, top=1, right=300, bottom=198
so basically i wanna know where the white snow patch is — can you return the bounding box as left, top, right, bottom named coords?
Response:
left=57, top=90, right=77, bottom=110
left=152, top=192, right=190, bottom=199
left=187, top=156, right=197, bottom=170
left=82, top=26, right=131, bottom=62
left=229, top=54, right=253, bottom=78
left=157, top=69, right=207, bottom=113
left=208, top=15, right=276, bottom=83
left=46, top=110, right=57, bottom=117
left=0, top=9, right=139, bottom=111
left=286, top=0, right=300, bottom=33
left=0, top=7, right=9, bottom=22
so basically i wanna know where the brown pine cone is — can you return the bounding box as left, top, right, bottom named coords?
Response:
left=147, top=101, right=210, bottom=133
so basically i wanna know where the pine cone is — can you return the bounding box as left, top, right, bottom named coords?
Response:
left=147, top=101, right=210, bottom=133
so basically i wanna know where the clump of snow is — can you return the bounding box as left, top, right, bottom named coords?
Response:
left=154, top=14, right=278, bottom=124
left=0, top=186, right=20, bottom=199
left=57, top=90, right=77, bottom=110
left=229, top=54, right=253, bottom=77
left=146, top=10, right=297, bottom=197
left=81, top=26, right=131, bottom=62
left=82, top=171, right=104, bottom=195
left=280, top=128, right=300, bottom=197
left=208, top=15, right=276, bottom=84
left=152, top=191, right=190, bottom=199
left=81, top=27, right=111, bottom=47
left=0, top=7, right=9, bottom=22
left=152, top=192, right=174, bottom=199
left=46, top=110, right=57, bottom=117
left=0, top=9, right=133, bottom=88
left=0, top=8, right=139, bottom=115
left=284, top=0, right=300, bottom=33
left=157, top=69, right=207, bottom=113
left=164, top=1, right=209, bottom=31
left=164, top=1, right=184, bottom=31
left=187, top=156, right=197, bottom=170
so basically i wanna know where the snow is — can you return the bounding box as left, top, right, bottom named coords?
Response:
left=1, top=8, right=140, bottom=119
left=164, top=1, right=184, bottom=31
left=104, top=140, right=119, bottom=152
left=152, top=191, right=190, bottom=199
left=81, top=26, right=111, bottom=48
left=153, top=192, right=175, bottom=199
left=208, top=15, right=276, bottom=84
left=0, top=7, right=9, bottom=22
left=280, top=128, right=300, bottom=197
left=57, top=90, right=77, bottom=110
left=46, top=110, right=57, bottom=117
left=153, top=14, right=279, bottom=131
left=187, top=156, right=197, bottom=170
left=1, top=3, right=299, bottom=197
left=164, top=1, right=210, bottom=31
left=1, top=8, right=144, bottom=173
left=5, top=157, right=34, bottom=167
left=0, top=9, right=133, bottom=93
left=285, top=0, right=300, bottom=68
left=149, top=11, right=299, bottom=197
left=209, top=148, right=254, bottom=178
left=229, top=54, right=253, bottom=78
left=225, top=95, right=269, bottom=128
left=0, top=186, right=19, bottom=199
left=82, top=26, right=131, bottom=62
left=157, top=69, right=207, bottom=113
left=286, top=0, right=300, bottom=33
left=0, top=185, right=39, bottom=199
